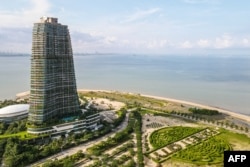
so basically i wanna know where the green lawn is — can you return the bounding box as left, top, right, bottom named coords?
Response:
left=218, top=128, right=250, bottom=143
left=139, top=108, right=170, bottom=116
left=217, top=128, right=250, bottom=150
left=0, top=131, right=41, bottom=139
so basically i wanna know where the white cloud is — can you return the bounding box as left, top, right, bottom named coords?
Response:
left=242, top=38, right=250, bottom=47
left=214, top=34, right=233, bottom=49
left=121, top=40, right=130, bottom=45
left=0, top=0, right=53, bottom=52
left=159, top=40, right=168, bottom=47
left=71, top=31, right=104, bottom=43
left=146, top=39, right=168, bottom=49
left=176, top=36, right=250, bottom=50
left=0, top=0, right=51, bottom=28
left=104, top=36, right=117, bottom=44
left=122, top=8, right=161, bottom=23
left=183, top=0, right=220, bottom=4
left=72, top=31, right=250, bottom=53
left=71, top=31, right=120, bottom=52
left=197, top=39, right=210, bottom=48
left=180, top=41, right=193, bottom=48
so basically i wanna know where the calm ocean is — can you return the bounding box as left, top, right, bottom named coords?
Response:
left=0, top=54, right=249, bottom=115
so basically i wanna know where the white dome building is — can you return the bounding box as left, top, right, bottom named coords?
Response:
left=0, top=104, right=29, bottom=123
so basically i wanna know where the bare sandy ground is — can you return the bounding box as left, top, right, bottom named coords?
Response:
left=86, top=97, right=125, bottom=110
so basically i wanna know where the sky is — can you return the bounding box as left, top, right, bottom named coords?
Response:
left=0, top=0, right=250, bottom=55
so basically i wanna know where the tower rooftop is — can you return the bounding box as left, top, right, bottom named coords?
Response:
left=40, top=16, right=58, bottom=24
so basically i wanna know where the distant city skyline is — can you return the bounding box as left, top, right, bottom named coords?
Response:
left=0, top=0, right=250, bottom=54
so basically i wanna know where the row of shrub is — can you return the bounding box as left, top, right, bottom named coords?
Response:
left=86, top=112, right=134, bottom=156
left=42, top=150, right=84, bottom=167
left=188, top=108, right=219, bottom=115
left=132, top=109, right=144, bottom=167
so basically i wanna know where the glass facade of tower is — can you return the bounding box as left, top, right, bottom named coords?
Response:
left=28, top=17, right=80, bottom=125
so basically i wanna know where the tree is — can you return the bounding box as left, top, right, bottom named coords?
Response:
left=230, top=123, right=235, bottom=128
left=62, top=158, right=74, bottom=167
left=0, top=139, right=7, bottom=157
left=129, top=148, right=135, bottom=156
left=235, top=125, right=239, bottom=130
left=42, top=159, right=61, bottom=167
left=3, top=138, right=20, bottom=167
left=101, top=153, right=109, bottom=164
left=40, top=146, right=52, bottom=157
left=0, top=122, right=8, bottom=134
left=225, top=121, right=229, bottom=127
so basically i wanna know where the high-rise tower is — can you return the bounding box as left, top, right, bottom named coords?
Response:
left=28, top=17, right=80, bottom=128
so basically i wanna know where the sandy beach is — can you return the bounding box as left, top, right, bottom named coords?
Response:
left=78, top=89, right=250, bottom=123
left=141, top=94, right=250, bottom=123
left=17, top=89, right=250, bottom=123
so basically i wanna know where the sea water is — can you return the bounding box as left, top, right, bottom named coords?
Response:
left=0, top=54, right=249, bottom=115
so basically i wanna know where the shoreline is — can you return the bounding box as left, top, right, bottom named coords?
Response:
left=142, top=94, right=250, bottom=123
left=16, top=89, right=250, bottom=123
left=78, top=89, right=250, bottom=123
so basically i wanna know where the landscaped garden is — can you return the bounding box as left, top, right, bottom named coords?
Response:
left=149, top=126, right=203, bottom=148
left=140, top=108, right=250, bottom=166
left=172, top=136, right=231, bottom=165
left=1, top=91, right=250, bottom=167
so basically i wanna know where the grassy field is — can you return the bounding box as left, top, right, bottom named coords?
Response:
left=0, top=131, right=42, bottom=139
left=80, top=91, right=189, bottom=113
left=217, top=128, right=250, bottom=150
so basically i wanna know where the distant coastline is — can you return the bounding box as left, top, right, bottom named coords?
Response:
left=0, top=53, right=29, bottom=57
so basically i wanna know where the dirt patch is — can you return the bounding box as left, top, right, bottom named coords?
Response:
left=87, top=97, right=125, bottom=110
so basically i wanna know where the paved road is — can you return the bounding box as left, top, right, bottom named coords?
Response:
left=29, top=112, right=129, bottom=167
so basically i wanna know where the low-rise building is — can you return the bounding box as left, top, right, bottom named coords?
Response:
left=0, top=104, right=29, bottom=123
left=27, top=113, right=101, bottom=135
